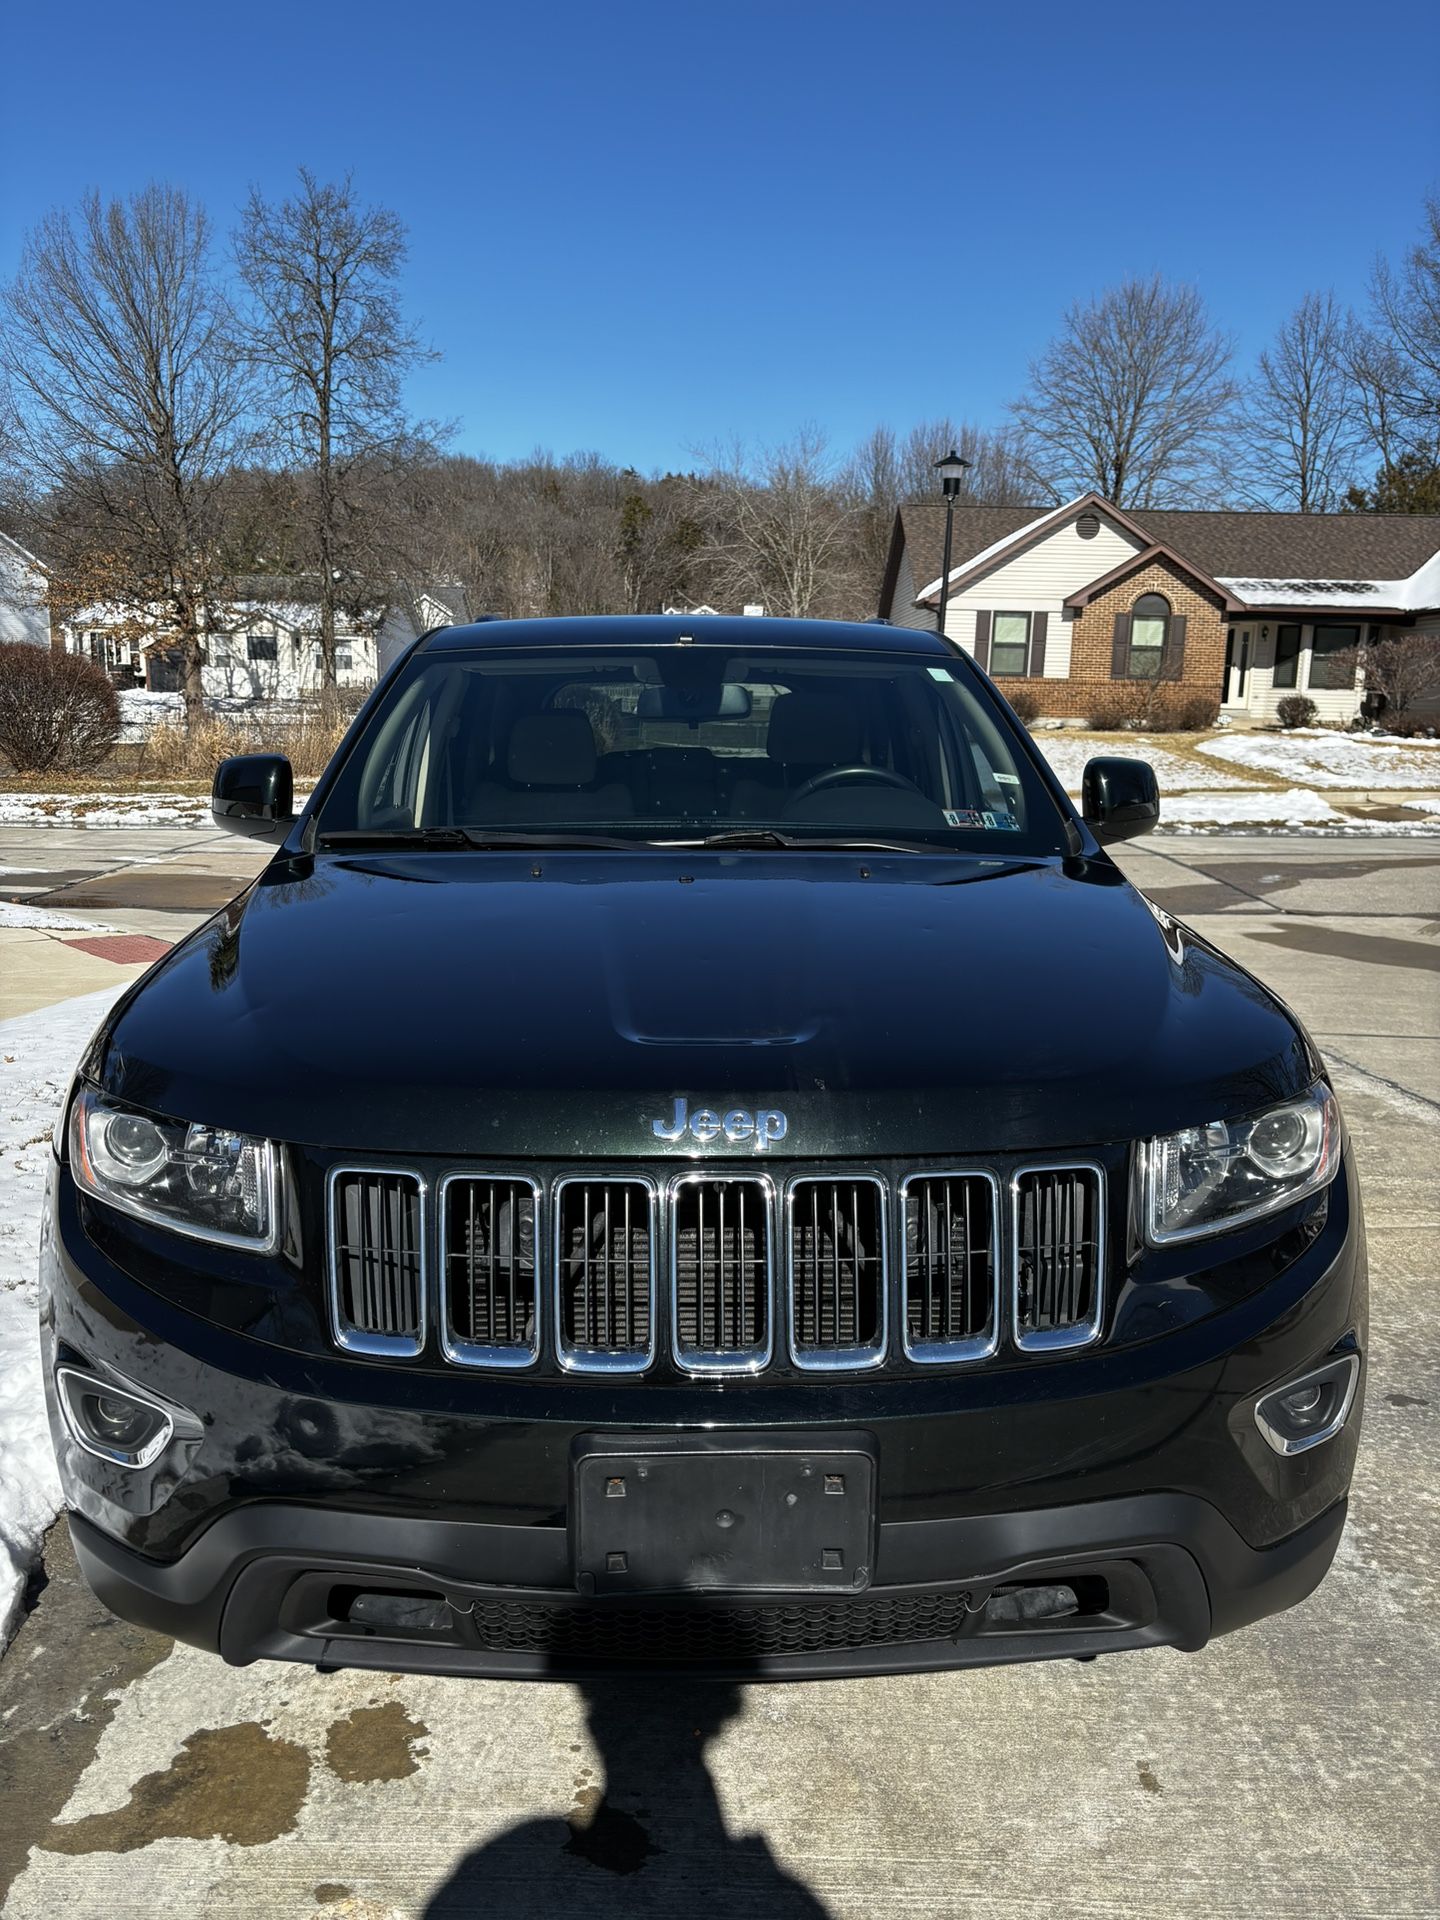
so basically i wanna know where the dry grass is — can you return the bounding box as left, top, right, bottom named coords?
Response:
left=134, top=706, right=354, bottom=781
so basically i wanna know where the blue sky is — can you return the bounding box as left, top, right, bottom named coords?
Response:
left=2, top=0, right=1435, bottom=474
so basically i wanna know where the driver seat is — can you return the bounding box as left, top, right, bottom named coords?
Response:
left=731, top=691, right=864, bottom=818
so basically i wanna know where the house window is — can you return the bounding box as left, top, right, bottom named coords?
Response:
left=336, top=646, right=354, bottom=673
left=247, top=631, right=278, bottom=662
left=1273, top=624, right=1302, bottom=689
left=1308, top=624, right=1360, bottom=691
left=990, top=612, right=1031, bottom=676
left=1128, top=593, right=1169, bottom=679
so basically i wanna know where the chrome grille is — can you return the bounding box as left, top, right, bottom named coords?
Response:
left=328, top=1169, right=425, bottom=1357
left=787, top=1177, right=886, bottom=1369
left=440, top=1175, right=540, bottom=1367
left=671, top=1176, right=772, bottom=1372
left=902, top=1172, right=1000, bottom=1362
left=1012, top=1164, right=1105, bottom=1351
left=555, top=1179, right=655, bottom=1372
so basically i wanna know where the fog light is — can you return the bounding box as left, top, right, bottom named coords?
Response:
left=1255, top=1353, right=1360, bottom=1456
left=56, top=1365, right=175, bottom=1469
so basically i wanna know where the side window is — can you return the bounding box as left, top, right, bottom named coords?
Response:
left=1308, top=625, right=1360, bottom=691
left=357, top=692, right=433, bottom=826
left=990, top=612, right=1031, bottom=677
left=1128, top=594, right=1170, bottom=678
left=1273, top=624, right=1302, bottom=689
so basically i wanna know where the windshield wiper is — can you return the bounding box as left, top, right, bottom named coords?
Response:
left=317, top=827, right=475, bottom=848
left=317, top=827, right=642, bottom=851
left=689, top=829, right=947, bottom=854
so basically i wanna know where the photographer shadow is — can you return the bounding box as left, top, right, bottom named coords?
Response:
left=424, top=1676, right=831, bottom=1918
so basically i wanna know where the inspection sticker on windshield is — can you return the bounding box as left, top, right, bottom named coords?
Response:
left=945, top=808, right=1021, bottom=830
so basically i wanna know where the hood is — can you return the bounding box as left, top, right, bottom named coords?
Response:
left=93, top=850, right=1315, bottom=1158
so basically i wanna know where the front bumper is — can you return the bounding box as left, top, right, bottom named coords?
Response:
left=42, top=1153, right=1366, bottom=1678
left=68, top=1488, right=1348, bottom=1681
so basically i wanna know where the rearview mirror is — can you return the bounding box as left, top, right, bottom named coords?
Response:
left=1081, top=756, right=1160, bottom=845
left=635, top=684, right=753, bottom=720
left=212, top=754, right=295, bottom=840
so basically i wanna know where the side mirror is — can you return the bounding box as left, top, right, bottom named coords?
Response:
left=212, top=754, right=295, bottom=840
left=1081, top=755, right=1160, bottom=845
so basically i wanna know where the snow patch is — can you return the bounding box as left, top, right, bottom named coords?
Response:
left=0, top=902, right=119, bottom=932
left=1196, top=732, right=1440, bottom=790
left=1034, top=737, right=1250, bottom=793
left=0, top=987, right=128, bottom=1647
left=0, top=793, right=211, bottom=827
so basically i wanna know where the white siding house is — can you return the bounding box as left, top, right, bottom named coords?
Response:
left=0, top=533, right=51, bottom=649
left=64, top=580, right=470, bottom=701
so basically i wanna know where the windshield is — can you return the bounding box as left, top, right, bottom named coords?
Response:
left=314, top=645, right=1067, bottom=853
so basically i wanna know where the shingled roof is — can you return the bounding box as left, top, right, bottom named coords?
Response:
left=887, top=499, right=1440, bottom=613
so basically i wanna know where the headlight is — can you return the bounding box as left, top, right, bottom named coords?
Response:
left=1142, top=1083, right=1340, bottom=1245
left=69, top=1086, right=280, bottom=1252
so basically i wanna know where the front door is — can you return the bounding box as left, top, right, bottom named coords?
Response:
left=1223, top=628, right=1251, bottom=710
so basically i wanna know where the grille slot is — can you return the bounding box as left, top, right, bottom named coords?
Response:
left=440, top=1176, right=540, bottom=1366
left=788, top=1177, right=886, bottom=1368
left=1012, top=1164, right=1105, bottom=1351
left=328, top=1169, right=425, bottom=1357
left=902, top=1173, right=1000, bottom=1362
left=555, top=1179, right=655, bottom=1371
left=671, top=1176, right=772, bottom=1371
left=462, top=1589, right=981, bottom=1663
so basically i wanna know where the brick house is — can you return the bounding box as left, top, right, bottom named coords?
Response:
left=878, top=493, right=1440, bottom=724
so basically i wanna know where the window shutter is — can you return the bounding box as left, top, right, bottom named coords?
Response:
left=973, top=609, right=991, bottom=671
left=1161, top=613, right=1187, bottom=681
left=1111, top=613, right=1131, bottom=679
left=1028, top=611, right=1048, bottom=678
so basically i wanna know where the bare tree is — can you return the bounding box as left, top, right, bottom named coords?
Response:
left=701, top=428, right=856, bottom=618
left=0, top=186, right=248, bottom=727
left=1237, top=292, right=1362, bottom=510
left=1345, top=193, right=1440, bottom=502
left=1009, top=274, right=1238, bottom=506
left=234, top=170, right=437, bottom=691
left=1331, top=632, right=1440, bottom=723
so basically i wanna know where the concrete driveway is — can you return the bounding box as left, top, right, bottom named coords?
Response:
left=0, top=829, right=1436, bottom=1917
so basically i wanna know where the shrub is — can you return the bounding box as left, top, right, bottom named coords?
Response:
left=1276, top=695, right=1318, bottom=730
left=0, top=643, right=121, bottom=773
left=1004, top=686, right=1041, bottom=723
left=1172, top=693, right=1221, bottom=731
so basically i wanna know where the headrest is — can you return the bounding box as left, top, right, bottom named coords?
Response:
left=767, top=691, right=863, bottom=766
left=507, top=711, right=598, bottom=786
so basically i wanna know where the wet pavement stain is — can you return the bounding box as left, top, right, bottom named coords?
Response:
left=1387, top=1391, right=1430, bottom=1408
left=1246, top=923, right=1440, bottom=974
left=325, top=1702, right=428, bottom=1784
left=1138, top=1762, right=1164, bottom=1795
left=314, top=1885, right=352, bottom=1905
left=1198, top=855, right=1440, bottom=901
left=41, top=1722, right=310, bottom=1854
left=0, top=1521, right=173, bottom=1901
left=41, top=870, right=247, bottom=913
left=563, top=1781, right=661, bottom=1875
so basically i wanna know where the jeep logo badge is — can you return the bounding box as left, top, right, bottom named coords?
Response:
left=651, top=1097, right=787, bottom=1151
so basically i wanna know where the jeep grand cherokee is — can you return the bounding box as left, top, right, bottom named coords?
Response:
left=41, top=615, right=1366, bottom=1679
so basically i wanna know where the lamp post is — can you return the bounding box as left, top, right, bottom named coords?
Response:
left=933, top=448, right=972, bottom=639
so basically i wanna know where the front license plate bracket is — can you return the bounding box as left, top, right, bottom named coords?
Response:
left=571, top=1431, right=878, bottom=1597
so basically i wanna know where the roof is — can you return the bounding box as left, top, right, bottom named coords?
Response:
left=0, top=529, right=50, bottom=575
left=425, top=614, right=952, bottom=655
left=888, top=497, right=1440, bottom=618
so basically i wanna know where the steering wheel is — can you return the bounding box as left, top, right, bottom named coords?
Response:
left=788, top=764, right=926, bottom=805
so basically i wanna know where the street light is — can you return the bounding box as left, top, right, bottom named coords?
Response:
left=933, top=448, right=972, bottom=638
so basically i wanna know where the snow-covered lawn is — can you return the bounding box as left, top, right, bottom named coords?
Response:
left=1034, top=737, right=1249, bottom=793
left=1156, top=789, right=1420, bottom=831
left=0, top=987, right=126, bottom=1647
left=1196, top=730, right=1440, bottom=789
left=0, top=791, right=211, bottom=827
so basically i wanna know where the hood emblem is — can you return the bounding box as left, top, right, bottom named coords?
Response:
left=651, top=1097, right=787, bottom=1151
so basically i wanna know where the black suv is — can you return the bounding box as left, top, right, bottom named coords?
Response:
left=42, top=616, right=1365, bottom=1679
